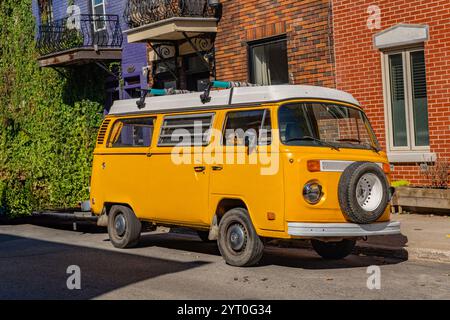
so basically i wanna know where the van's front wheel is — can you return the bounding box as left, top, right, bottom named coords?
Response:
left=108, top=205, right=141, bottom=249
left=218, top=208, right=264, bottom=267
left=311, top=239, right=355, bottom=260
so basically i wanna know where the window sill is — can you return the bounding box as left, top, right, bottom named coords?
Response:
left=387, top=151, right=436, bottom=163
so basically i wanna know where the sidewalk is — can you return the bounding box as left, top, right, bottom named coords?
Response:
left=356, top=213, right=450, bottom=263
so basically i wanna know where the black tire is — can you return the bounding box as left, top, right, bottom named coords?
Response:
left=311, top=239, right=356, bottom=260
left=108, top=205, right=142, bottom=249
left=197, top=230, right=214, bottom=242
left=218, top=208, right=264, bottom=267
left=338, top=162, right=390, bottom=224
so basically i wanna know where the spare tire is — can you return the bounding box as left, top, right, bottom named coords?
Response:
left=338, top=162, right=390, bottom=224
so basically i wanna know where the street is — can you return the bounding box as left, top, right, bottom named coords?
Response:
left=0, top=223, right=448, bottom=300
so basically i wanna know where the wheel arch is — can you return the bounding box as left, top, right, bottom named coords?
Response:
left=207, top=197, right=252, bottom=241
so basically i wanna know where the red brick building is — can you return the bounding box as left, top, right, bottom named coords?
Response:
left=215, top=0, right=450, bottom=185
left=333, top=0, right=450, bottom=184
left=124, top=0, right=449, bottom=185
left=215, top=0, right=335, bottom=88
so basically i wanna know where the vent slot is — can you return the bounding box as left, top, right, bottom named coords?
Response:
left=97, top=119, right=111, bottom=145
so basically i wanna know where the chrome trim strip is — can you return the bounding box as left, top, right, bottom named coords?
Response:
left=319, top=160, right=383, bottom=172
left=287, top=221, right=401, bottom=237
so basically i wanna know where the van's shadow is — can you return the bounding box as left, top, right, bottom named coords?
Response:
left=7, top=218, right=407, bottom=272
left=0, top=233, right=209, bottom=300
left=138, top=230, right=407, bottom=270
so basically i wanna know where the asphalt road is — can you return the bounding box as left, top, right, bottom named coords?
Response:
left=0, top=222, right=448, bottom=300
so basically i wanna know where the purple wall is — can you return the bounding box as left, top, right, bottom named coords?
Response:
left=32, top=0, right=148, bottom=101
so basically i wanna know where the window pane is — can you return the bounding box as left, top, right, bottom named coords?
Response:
left=109, top=118, right=154, bottom=148
left=159, top=114, right=213, bottom=146
left=250, top=39, right=289, bottom=85
left=410, top=51, right=429, bottom=146
left=223, top=110, right=271, bottom=145
left=94, top=5, right=105, bottom=15
left=389, top=54, right=408, bottom=147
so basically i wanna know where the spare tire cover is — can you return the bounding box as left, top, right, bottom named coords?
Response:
left=338, top=162, right=390, bottom=224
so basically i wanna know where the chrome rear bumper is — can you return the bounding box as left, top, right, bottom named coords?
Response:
left=288, top=221, right=401, bottom=237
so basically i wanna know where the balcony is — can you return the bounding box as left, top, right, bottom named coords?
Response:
left=124, top=0, right=219, bottom=43
left=37, top=14, right=123, bottom=67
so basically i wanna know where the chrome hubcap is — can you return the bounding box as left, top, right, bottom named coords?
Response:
left=356, top=173, right=383, bottom=211
left=114, top=214, right=126, bottom=237
left=228, top=223, right=246, bottom=251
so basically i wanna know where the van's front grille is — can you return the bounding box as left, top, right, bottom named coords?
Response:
left=97, top=119, right=111, bottom=145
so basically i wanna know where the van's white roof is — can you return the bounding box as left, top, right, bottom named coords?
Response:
left=109, top=85, right=360, bottom=115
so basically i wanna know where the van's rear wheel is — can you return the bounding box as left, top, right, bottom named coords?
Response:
left=311, top=239, right=355, bottom=260
left=218, top=208, right=264, bottom=267
left=108, top=205, right=141, bottom=249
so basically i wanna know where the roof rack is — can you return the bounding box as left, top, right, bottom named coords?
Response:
left=136, top=81, right=260, bottom=109
left=200, top=81, right=260, bottom=104
left=136, top=88, right=193, bottom=109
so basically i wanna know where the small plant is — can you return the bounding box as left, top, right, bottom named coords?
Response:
left=391, top=180, right=410, bottom=188
left=61, top=28, right=84, bottom=51
left=421, top=158, right=450, bottom=189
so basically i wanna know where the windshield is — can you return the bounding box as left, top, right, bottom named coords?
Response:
left=278, top=102, right=380, bottom=151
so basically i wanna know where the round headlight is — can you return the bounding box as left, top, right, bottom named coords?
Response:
left=303, top=181, right=323, bottom=204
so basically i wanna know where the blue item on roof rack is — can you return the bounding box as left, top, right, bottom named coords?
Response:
left=136, top=88, right=194, bottom=109
left=200, top=81, right=260, bottom=104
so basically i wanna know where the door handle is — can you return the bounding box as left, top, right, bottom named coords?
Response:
left=194, top=166, right=206, bottom=173
left=212, top=166, right=223, bottom=171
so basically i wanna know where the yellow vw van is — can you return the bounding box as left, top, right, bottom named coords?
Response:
left=90, top=83, right=400, bottom=267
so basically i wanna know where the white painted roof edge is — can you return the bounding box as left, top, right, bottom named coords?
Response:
left=108, top=85, right=360, bottom=115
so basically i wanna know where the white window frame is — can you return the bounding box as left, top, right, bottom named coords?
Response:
left=91, top=0, right=106, bottom=32
left=381, top=47, right=433, bottom=162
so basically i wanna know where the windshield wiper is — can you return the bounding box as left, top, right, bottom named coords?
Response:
left=337, top=138, right=380, bottom=153
left=285, top=136, right=340, bottom=151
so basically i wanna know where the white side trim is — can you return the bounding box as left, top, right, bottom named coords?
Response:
left=288, top=221, right=401, bottom=237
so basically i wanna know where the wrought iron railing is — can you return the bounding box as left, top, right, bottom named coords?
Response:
left=124, top=0, right=217, bottom=29
left=37, top=14, right=123, bottom=56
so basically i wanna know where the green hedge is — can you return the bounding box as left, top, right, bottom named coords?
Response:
left=0, top=1, right=105, bottom=216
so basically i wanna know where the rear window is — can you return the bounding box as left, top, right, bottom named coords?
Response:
left=158, top=113, right=214, bottom=146
left=107, top=117, right=154, bottom=148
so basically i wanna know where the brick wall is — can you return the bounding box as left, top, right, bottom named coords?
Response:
left=333, top=0, right=450, bottom=185
left=215, top=0, right=335, bottom=88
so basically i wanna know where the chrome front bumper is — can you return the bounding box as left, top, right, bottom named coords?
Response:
left=288, top=221, right=401, bottom=237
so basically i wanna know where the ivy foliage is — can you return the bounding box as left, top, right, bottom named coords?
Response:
left=0, top=0, right=106, bottom=216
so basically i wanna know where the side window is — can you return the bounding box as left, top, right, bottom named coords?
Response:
left=223, top=109, right=272, bottom=146
left=91, top=0, right=106, bottom=31
left=249, top=36, right=289, bottom=85
left=158, top=113, right=214, bottom=146
left=384, top=49, right=429, bottom=151
left=108, top=118, right=154, bottom=148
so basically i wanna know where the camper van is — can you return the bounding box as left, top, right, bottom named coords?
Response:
left=90, top=83, right=400, bottom=267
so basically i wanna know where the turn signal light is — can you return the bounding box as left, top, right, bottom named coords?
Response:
left=307, top=160, right=321, bottom=172
left=383, top=163, right=391, bottom=174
